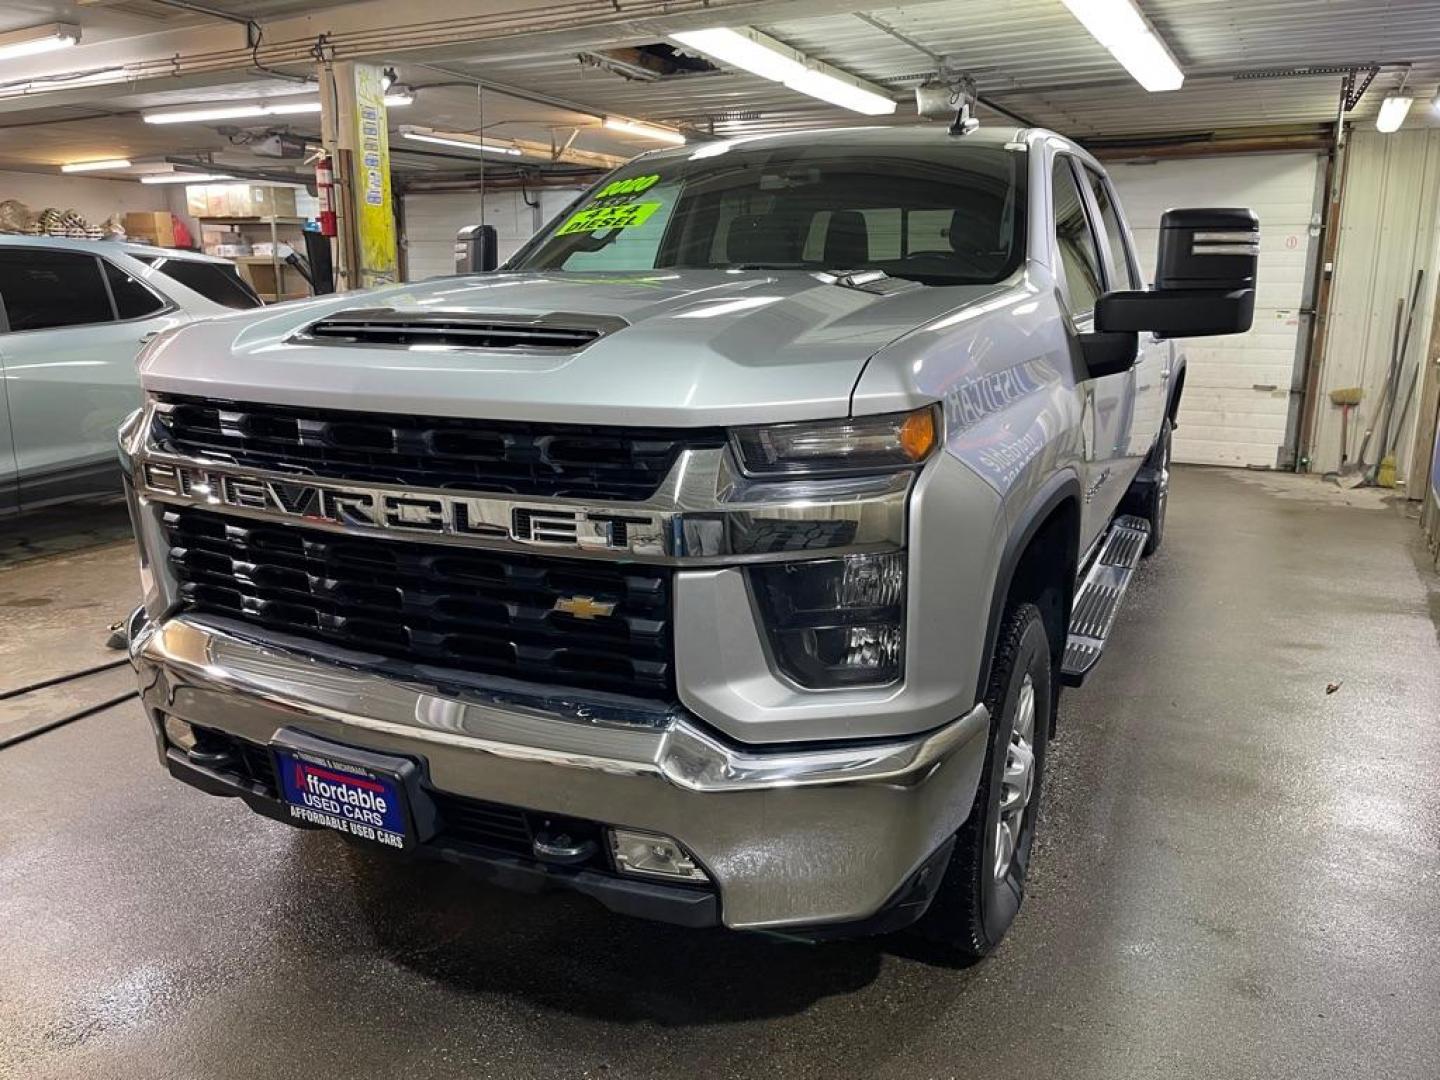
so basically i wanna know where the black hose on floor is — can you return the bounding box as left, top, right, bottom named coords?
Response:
left=0, top=658, right=130, bottom=702
left=0, top=692, right=138, bottom=750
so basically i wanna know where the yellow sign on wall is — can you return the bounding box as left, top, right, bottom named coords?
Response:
left=351, top=63, right=397, bottom=288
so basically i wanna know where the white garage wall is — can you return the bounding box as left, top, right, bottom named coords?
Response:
left=0, top=171, right=206, bottom=246
left=1309, top=129, right=1440, bottom=484
left=0, top=169, right=179, bottom=227
left=1110, top=153, right=1323, bottom=468
left=400, top=186, right=586, bottom=281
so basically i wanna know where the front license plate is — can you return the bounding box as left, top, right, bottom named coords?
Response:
left=274, top=747, right=409, bottom=850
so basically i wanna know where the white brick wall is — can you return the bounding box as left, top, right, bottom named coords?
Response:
left=1109, top=153, right=1322, bottom=467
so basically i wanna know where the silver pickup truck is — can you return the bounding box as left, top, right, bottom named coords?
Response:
left=120, top=125, right=1256, bottom=960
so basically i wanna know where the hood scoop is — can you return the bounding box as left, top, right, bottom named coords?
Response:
left=296, top=308, right=627, bottom=351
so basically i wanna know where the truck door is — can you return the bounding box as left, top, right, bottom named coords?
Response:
left=1051, top=157, right=1129, bottom=546
left=1081, top=165, right=1166, bottom=479
left=0, top=247, right=182, bottom=508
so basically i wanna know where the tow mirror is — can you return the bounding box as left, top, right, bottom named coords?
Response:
left=1095, top=208, right=1258, bottom=337
left=454, top=223, right=499, bottom=273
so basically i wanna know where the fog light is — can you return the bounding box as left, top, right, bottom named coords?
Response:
left=609, top=828, right=709, bottom=882
left=163, top=714, right=197, bottom=752
left=749, top=552, right=907, bottom=687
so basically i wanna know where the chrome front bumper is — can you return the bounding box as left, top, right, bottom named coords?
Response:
left=131, top=613, right=991, bottom=930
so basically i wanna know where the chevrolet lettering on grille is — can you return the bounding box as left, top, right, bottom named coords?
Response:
left=140, top=461, right=666, bottom=555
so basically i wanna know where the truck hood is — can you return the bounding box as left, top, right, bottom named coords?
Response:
left=140, top=270, right=999, bottom=426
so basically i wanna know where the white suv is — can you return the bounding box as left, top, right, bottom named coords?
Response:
left=0, top=236, right=263, bottom=514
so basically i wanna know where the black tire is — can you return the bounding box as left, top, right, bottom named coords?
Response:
left=909, top=603, right=1052, bottom=963
left=1140, top=418, right=1171, bottom=556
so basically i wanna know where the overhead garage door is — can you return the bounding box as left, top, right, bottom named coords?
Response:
left=401, top=188, right=585, bottom=282
left=1109, top=154, right=1322, bottom=467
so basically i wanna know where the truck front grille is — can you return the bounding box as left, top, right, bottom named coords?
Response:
left=162, top=507, right=674, bottom=698
left=153, top=395, right=724, bottom=501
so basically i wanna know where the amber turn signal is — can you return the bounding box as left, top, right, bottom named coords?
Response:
left=898, top=406, right=938, bottom=462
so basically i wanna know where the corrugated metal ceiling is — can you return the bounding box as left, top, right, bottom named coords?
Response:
left=447, top=0, right=1440, bottom=139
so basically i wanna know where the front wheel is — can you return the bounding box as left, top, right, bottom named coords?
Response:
left=908, top=602, right=1052, bottom=963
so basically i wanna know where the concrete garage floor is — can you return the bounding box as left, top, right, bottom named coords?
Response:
left=2, top=467, right=1438, bottom=1080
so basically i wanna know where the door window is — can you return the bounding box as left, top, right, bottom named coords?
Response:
left=147, top=258, right=260, bottom=309
left=1051, top=159, right=1105, bottom=317
left=1083, top=169, right=1142, bottom=290
left=0, top=249, right=113, bottom=332
left=103, top=260, right=168, bottom=320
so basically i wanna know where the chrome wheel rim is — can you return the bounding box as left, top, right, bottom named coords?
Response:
left=994, top=672, right=1037, bottom=882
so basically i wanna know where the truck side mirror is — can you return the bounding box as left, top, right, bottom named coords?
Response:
left=1079, top=330, right=1140, bottom=378
left=454, top=224, right=499, bottom=273
left=1095, top=208, right=1257, bottom=337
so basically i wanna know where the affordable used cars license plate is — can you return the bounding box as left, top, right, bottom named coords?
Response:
left=274, top=747, right=409, bottom=849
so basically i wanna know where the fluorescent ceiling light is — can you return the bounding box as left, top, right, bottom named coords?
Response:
left=60, top=159, right=131, bottom=173
left=1059, top=0, right=1184, bottom=92
left=265, top=101, right=322, bottom=117
left=786, top=69, right=895, bottom=116
left=671, top=27, right=895, bottom=115
left=145, top=93, right=408, bottom=125
left=139, top=172, right=234, bottom=184
left=1376, top=94, right=1414, bottom=132
left=400, top=128, right=522, bottom=157
left=0, top=22, right=79, bottom=61
left=672, top=28, right=803, bottom=82
left=603, top=116, right=686, bottom=145
left=145, top=104, right=263, bottom=124
left=144, top=100, right=321, bottom=124
left=384, top=91, right=414, bottom=107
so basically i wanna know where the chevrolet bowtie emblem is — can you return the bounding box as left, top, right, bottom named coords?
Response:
left=553, top=595, right=617, bottom=620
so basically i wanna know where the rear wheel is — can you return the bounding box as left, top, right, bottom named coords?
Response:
left=909, top=603, right=1052, bottom=963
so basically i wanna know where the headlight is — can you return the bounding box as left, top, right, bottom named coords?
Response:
left=730, top=405, right=939, bottom=478
left=749, top=552, right=906, bottom=688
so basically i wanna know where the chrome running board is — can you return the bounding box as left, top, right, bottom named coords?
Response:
left=1061, top=514, right=1150, bottom=687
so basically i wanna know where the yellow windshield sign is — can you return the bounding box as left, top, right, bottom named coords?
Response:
left=556, top=200, right=663, bottom=236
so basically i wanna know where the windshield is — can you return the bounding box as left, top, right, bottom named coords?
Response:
left=511, top=142, right=1027, bottom=287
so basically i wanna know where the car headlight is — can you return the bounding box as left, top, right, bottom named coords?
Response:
left=749, top=552, right=906, bottom=688
left=730, top=405, right=939, bottom=478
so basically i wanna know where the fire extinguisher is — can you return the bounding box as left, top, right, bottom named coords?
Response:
left=316, top=154, right=336, bottom=238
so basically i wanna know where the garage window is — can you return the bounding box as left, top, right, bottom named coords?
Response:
left=0, top=249, right=114, bottom=332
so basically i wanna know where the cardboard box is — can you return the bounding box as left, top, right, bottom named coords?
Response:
left=188, top=183, right=300, bottom=220
left=248, top=186, right=298, bottom=217
left=124, top=211, right=175, bottom=248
